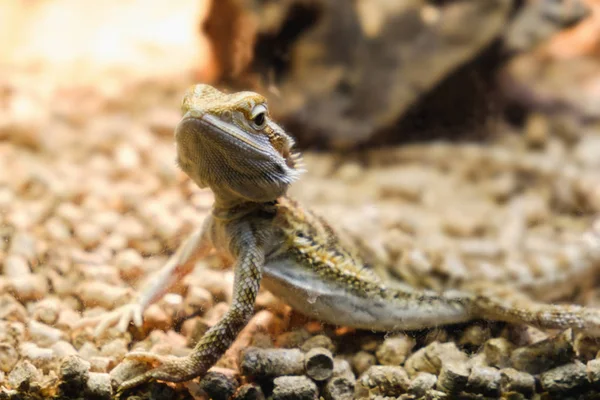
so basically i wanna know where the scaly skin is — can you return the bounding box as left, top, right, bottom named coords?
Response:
left=77, top=84, right=600, bottom=390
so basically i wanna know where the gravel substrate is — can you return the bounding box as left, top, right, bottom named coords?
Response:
left=1, top=78, right=600, bottom=399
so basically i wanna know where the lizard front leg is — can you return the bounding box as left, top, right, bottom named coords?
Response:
left=76, top=220, right=213, bottom=336
left=118, top=226, right=265, bottom=390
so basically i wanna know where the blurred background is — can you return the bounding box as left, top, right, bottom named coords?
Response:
left=2, top=0, right=600, bottom=397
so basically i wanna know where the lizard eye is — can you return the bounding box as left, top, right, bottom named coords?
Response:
left=250, top=104, right=268, bottom=130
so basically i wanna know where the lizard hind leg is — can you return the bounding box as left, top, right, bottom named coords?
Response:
left=468, top=281, right=600, bottom=335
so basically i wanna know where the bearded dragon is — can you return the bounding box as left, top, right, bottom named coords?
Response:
left=79, top=84, right=600, bottom=390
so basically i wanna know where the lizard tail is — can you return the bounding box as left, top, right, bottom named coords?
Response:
left=469, top=281, right=600, bottom=334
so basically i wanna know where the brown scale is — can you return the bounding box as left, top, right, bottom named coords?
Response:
left=275, top=196, right=386, bottom=296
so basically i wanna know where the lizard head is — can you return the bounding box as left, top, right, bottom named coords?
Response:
left=175, top=84, right=304, bottom=204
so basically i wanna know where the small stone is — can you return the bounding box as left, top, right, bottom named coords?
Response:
left=499, top=368, right=535, bottom=397
left=304, top=347, right=334, bottom=381
left=59, top=355, right=91, bottom=397
left=458, top=325, right=490, bottom=349
left=99, top=338, right=128, bottom=360
left=524, top=113, right=549, bottom=148
left=78, top=342, right=100, bottom=360
left=405, top=341, right=467, bottom=377
left=30, top=298, right=61, bottom=325
left=276, top=328, right=312, bottom=349
left=351, top=351, right=376, bottom=376
left=199, top=369, right=239, bottom=400
left=184, top=286, right=214, bottom=316
left=323, top=376, right=355, bottom=400
left=574, top=333, right=600, bottom=362
left=85, top=372, right=112, bottom=400
left=588, top=358, right=600, bottom=386
left=408, top=372, right=437, bottom=398
left=114, top=144, right=141, bottom=171
left=466, top=366, right=501, bottom=397
left=232, top=383, right=266, bottom=400
left=51, top=341, right=78, bottom=358
left=272, top=375, right=318, bottom=400
left=74, top=222, right=104, bottom=248
left=574, top=134, right=600, bottom=168
left=28, top=320, right=66, bottom=347
left=540, top=361, right=588, bottom=395
left=8, top=360, right=41, bottom=391
left=9, top=232, right=37, bottom=261
left=484, top=338, right=514, bottom=369
left=20, top=342, right=55, bottom=369
left=436, top=361, right=469, bottom=394
left=114, top=249, right=144, bottom=280
left=332, top=358, right=355, bottom=381
left=356, top=365, right=410, bottom=397
left=510, top=329, right=574, bottom=374
left=88, top=356, right=113, bottom=373
left=301, top=334, right=336, bottom=353
left=2, top=254, right=30, bottom=277
left=240, top=347, right=304, bottom=378
left=375, top=334, right=415, bottom=365
left=0, top=343, right=19, bottom=373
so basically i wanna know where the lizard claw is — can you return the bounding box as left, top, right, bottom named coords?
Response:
left=75, top=302, right=144, bottom=337
left=114, top=352, right=197, bottom=391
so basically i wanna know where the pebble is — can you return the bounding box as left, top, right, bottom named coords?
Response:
left=51, top=341, right=78, bottom=358
left=240, top=347, right=305, bottom=378
left=524, top=113, right=549, bottom=148
left=574, top=134, right=600, bottom=168
left=76, top=281, right=131, bottom=309
left=114, top=248, right=145, bottom=280
left=304, top=347, right=334, bottom=381
left=356, top=365, right=410, bottom=397
left=88, top=356, right=113, bottom=373
left=20, top=342, right=55, bottom=368
left=0, top=343, right=19, bottom=373
left=85, top=372, right=112, bottom=400
left=499, top=368, right=535, bottom=397
left=184, top=286, right=214, bottom=316
left=8, top=274, right=49, bottom=302
left=301, top=334, right=336, bottom=353
left=540, top=361, right=588, bottom=395
left=0, top=295, right=28, bottom=323
left=435, top=361, right=469, bottom=394
left=74, top=222, right=104, bottom=249
left=588, top=359, right=600, bottom=387
left=29, top=297, right=62, bottom=325
left=58, top=355, right=91, bottom=397
left=77, top=342, right=100, bottom=361
left=351, top=351, right=376, bottom=376
left=272, top=375, right=318, bottom=400
left=199, top=369, right=239, bottom=400
left=232, top=383, right=266, bottom=400
left=323, top=375, right=354, bottom=400
left=408, top=372, right=437, bottom=398
left=466, top=366, right=501, bottom=397
left=7, top=360, right=41, bottom=392
left=375, top=334, right=415, bottom=365
left=3, top=254, right=31, bottom=277
left=99, top=338, right=128, bottom=360
left=115, top=144, right=141, bottom=172
left=405, top=342, right=467, bottom=377
left=510, top=329, right=574, bottom=374
left=458, top=325, right=490, bottom=349
left=484, top=338, right=514, bottom=369
left=28, top=320, right=66, bottom=347
left=8, top=232, right=37, bottom=261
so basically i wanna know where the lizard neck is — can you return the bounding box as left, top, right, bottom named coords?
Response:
left=212, top=196, right=281, bottom=221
